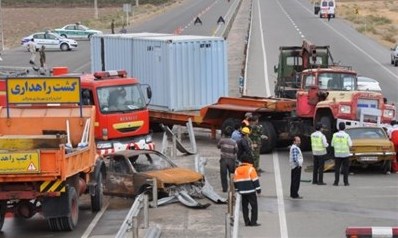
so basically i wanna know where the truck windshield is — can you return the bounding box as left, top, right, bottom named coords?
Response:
left=97, top=84, right=145, bottom=113
left=318, top=73, right=356, bottom=91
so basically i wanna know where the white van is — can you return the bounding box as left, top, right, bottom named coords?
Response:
left=319, top=0, right=335, bottom=18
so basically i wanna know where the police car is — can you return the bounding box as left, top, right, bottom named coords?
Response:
left=21, top=32, right=78, bottom=51
left=54, top=24, right=102, bottom=39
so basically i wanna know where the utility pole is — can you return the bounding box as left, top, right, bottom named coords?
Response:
left=136, top=0, right=139, bottom=7
left=94, top=0, right=99, bottom=19
left=0, top=0, right=4, bottom=51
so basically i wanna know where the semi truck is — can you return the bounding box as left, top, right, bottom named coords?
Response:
left=1, top=68, right=154, bottom=155
left=0, top=77, right=104, bottom=231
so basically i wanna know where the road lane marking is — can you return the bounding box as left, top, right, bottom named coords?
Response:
left=293, top=0, right=398, bottom=80
left=273, top=151, right=289, bottom=238
left=276, top=0, right=305, bottom=39
left=74, top=61, right=91, bottom=73
left=81, top=199, right=110, bottom=238
left=257, top=0, right=271, bottom=97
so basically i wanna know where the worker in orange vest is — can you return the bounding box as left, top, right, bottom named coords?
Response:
left=233, top=154, right=261, bottom=227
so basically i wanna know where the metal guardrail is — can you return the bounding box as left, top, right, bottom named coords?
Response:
left=220, top=0, right=244, bottom=39
left=116, top=178, right=159, bottom=238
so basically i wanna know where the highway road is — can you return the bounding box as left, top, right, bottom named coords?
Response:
left=0, top=0, right=397, bottom=237
left=244, top=0, right=398, bottom=237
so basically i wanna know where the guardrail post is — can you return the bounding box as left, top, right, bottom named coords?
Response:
left=232, top=193, right=241, bottom=238
left=132, top=216, right=138, bottom=238
left=225, top=212, right=231, bottom=238
left=146, top=178, right=158, bottom=208
left=143, top=194, right=149, bottom=229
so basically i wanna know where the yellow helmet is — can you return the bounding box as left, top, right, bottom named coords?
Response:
left=241, top=127, right=251, bottom=135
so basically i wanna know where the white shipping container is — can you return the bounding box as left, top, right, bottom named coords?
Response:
left=91, top=34, right=228, bottom=111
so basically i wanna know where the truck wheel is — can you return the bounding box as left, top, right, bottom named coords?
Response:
left=221, top=118, right=241, bottom=137
left=0, top=201, right=6, bottom=231
left=319, top=115, right=333, bottom=142
left=382, top=160, right=392, bottom=174
left=259, top=121, right=277, bottom=154
left=48, top=187, right=79, bottom=231
left=91, top=172, right=104, bottom=212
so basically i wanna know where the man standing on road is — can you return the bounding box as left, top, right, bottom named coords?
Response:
left=217, top=132, right=238, bottom=192
left=111, top=19, right=115, bottom=34
left=39, top=45, right=46, bottom=68
left=310, top=123, right=329, bottom=185
left=234, top=154, right=261, bottom=227
left=290, top=136, right=303, bottom=199
left=331, top=122, right=352, bottom=186
left=237, top=127, right=253, bottom=162
left=249, top=115, right=268, bottom=174
left=242, top=112, right=252, bottom=128
left=28, top=39, right=37, bottom=65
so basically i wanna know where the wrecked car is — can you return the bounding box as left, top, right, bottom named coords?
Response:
left=103, top=150, right=226, bottom=208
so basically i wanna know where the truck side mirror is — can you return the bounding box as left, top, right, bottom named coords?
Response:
left=146, top=87, right=152, bottom=99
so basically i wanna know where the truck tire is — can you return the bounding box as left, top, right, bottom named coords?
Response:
left=47, top=187, right=79, bottom=231
left=91, top=172, right=104, bottom=212
left=319, top=115, right=333, bottom=142
left=259, top=121, right=277, bottom=154
left=0, top=201, right=6, bottom=231
left=221, top=118, right=241, bottom=137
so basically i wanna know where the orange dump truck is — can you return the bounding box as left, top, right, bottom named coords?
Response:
left=0, top=77, right=105, bottom=231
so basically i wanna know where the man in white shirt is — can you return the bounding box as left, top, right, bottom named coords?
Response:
left=289, top=136, right=303, bottom=199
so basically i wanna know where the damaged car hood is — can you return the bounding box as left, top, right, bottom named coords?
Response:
left=143, top=167, right=203, bottom=185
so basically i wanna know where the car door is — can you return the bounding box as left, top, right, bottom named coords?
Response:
left=44, top=33, right=60, bottom=49
left=103, top=155, right=135, bottom=197
left=32, top=33, right=46, bottom=48
left=64, top=25, right=77, bottom=38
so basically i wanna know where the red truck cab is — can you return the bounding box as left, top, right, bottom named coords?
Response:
left=296, top=67, right=395, bottom=138
left=73, top=70, right=154, bottom=154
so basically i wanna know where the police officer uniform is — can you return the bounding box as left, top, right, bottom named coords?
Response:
left=331, top=123, right=352, bottom=186
left=310, top=123, right=329, bottom=185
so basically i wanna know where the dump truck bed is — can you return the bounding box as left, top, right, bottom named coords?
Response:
left=0, top=106, right=96, bottom=182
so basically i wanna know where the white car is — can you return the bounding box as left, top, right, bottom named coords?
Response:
left=357, top=76, right=382, bottom=92
left=21, top=32, right=78, bottom=51
left=391, top=44, right=398, bottom=67
left=54, top=24, right=102, bottom=39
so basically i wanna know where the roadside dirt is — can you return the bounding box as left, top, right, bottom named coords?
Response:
left=2, top=0, right=181, bottom=49
left=336, top=0, right=398, bottom=47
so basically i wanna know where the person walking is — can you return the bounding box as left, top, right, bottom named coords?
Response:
left=39, top=45, right=46, bottom=68
left=249, top=115, right=268, bottom=173
left=290, top=136, right=303, bottom=199
left=310, top=123, right=329, bottom=185
left=28, top=39, right=37, bottom=65
left=237, top=127, right=253, bottom=162
left=233, top=154, right=261, bottom=227
left=111, top=19, right=115, bottom=34
left=331, top=122, right=352, bottom=186
left=217, top=133, right=238, bottom=192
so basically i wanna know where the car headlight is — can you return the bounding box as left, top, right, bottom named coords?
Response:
left=339, top=105, right=351, bottom=114
left=97, top=142, right=113, bottom=149
left=145, top=134, right=153, bottom=143
left=383, top=109, right=394, bottom=118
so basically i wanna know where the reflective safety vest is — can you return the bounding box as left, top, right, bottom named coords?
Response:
left=233, top=163, right=261, bottom=194
left=311, top=132, right=327, bottom=155
left=332, top=132, right=350, bottom=158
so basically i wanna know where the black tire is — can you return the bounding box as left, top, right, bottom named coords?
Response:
left=60, top=34, right=67, bottom=38
left=382, top=160, right=392, bottom=174
left=0, top=201, right=6, bottom=231
left=221, top=118, right=241, bottom=137
left=91, top=172, right=104, bottom=212
left=48, top=187, right=79, bottom=231
left=259, top=121, right=277, bottom=154
left=60, top=43, right=69, bottom=51
left=319, top=115, right=333, bottom=142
